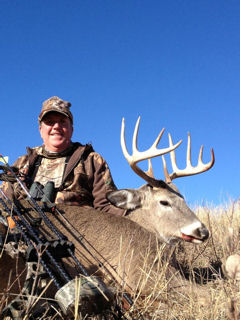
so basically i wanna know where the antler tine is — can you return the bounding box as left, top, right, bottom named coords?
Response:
left=121, top=117, right=182, bottom=187
left=121, top=118, right=130, bottom=162
left=186, top=132, right=192, bottom=168
left=167, top=132, right=215, bottom=181
left=146, top=159, right=154, bottom=178
left=168, top=133, right=178, bottom=174
left=132, top=116, right=140, bottom=154
left=198, top=145, right=204, bottom=165
left=162, top=155, right=172, bottom=183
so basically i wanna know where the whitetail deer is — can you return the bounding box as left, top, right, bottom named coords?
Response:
left=0, top=117, right=215, bottom=314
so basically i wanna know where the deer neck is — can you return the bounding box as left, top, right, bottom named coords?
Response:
left=127, top=208, right=156, bottom=235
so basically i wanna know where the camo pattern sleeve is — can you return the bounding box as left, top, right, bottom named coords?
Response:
left=87, top=152, right=125, bottom=216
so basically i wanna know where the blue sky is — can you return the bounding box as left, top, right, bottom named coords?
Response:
left=0, top=0, right=239, bottom=206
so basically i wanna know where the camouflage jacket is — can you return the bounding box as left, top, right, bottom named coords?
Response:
left=2, top=142, right=125, bottom=216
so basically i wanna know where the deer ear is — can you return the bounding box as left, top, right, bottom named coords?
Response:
left=107, top=189, right=141, bottom=210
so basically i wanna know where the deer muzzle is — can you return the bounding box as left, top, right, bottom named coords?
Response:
left=180, top=222, right=209, bottom=243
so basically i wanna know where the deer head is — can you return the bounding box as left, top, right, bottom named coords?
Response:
left=107, top=117, right=215, bottom=244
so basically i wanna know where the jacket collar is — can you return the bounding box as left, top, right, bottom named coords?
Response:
left=26, top=143, right=94, bottom=187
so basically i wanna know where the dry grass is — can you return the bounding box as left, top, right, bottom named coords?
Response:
left=1, top=200, right=240, bottom=319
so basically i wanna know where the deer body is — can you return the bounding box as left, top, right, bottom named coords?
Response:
left=0, top=181, right=208, bottom=298
left=0, top=198, right=202, bottom=297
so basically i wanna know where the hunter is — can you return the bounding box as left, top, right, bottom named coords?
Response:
left=2, top=96, right=125, bottom=216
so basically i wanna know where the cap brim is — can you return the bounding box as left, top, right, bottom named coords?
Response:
left=39, top=109, right=71, bottom=122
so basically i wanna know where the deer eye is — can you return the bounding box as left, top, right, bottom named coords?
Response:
left=160, top=200, right=170, bottom=206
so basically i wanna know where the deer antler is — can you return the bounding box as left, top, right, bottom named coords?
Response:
left=121, top=117, right=182, bottom=187
left=162, top=132, right=215, bottom=183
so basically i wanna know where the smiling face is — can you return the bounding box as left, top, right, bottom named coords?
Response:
left=39, top=112, right=73, bottom=152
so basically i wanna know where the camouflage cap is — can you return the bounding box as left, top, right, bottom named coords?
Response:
left=38, top=96, right=73, bottom=124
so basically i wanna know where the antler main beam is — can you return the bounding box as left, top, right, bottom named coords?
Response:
left=121, top=117, right=182, bottom=187
left=163, top=132, right=215, bottom=182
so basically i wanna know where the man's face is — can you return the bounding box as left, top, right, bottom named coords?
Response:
left=39, top=112, right=73, bottom=152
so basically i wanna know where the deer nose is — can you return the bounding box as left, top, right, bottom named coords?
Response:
left=197, top=225, right=209, bottom=241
